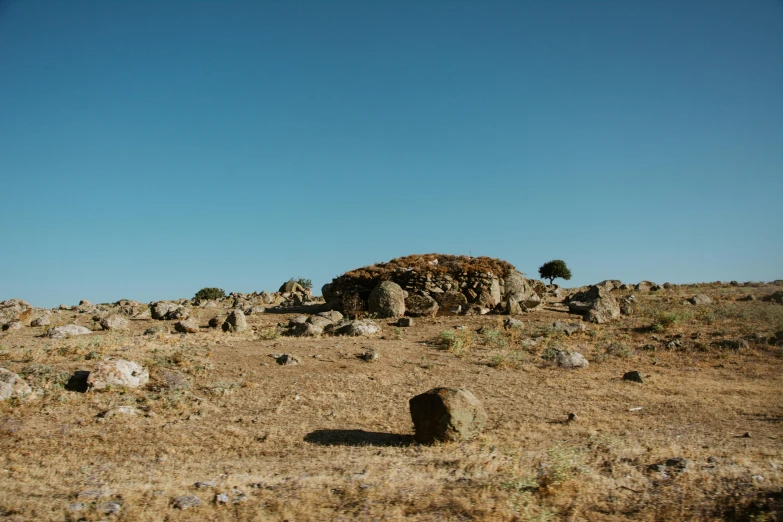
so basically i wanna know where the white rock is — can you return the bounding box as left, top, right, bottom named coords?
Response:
left=45, top=324, right=92, bottom=339
left=87, top=359, right=149, bottom=391
left=0, top=368, right=32, bottom=401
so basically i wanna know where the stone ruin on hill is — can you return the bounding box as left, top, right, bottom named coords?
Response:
left=322, top=253, right=546, bottom=316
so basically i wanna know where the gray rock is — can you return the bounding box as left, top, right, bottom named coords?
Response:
left=143, top=324, right=168, bottom=335
left=306, top=315, right=333, bottom=328
left=552, top=321, right=585, bottom=336
left=86, top=359, right=149, bottom=390
left=100, top=315, right=130, bottom=331
left=397, top=317, right=414, bottom=327
left=45, top=324, right=92, bottom=339
left=334, top=320, right=381, bottom=337
left=623, top=371, right=644, bottom=383
left=288, top=322, right=323, bottom=337
left=595, top=280, right=622, bottom=291
left=504, top=318, right=524, bottom=330
left=99, top=406, right=138, bottom=418
left=409, top=388, right=487, bottom=444
left=173, top=495, right=202, bottom=510
left=0, top=368, right=32, bottom=401
left=635, top=281, right=660, bottom=292
left=3, top=320, right=22, bottom=331
left=359, top=349, right=379, bottom=362
left=288, top=315, right=309, bottom=326
left=30, top=315, right=50, bottom=327
left=151, top=301, right=177, bottom=320
left=272, top=353, right=302, bottom=366
left=174, top=319, right=199, bottom=333
left=222, top=309, right=248, bottom=333
left=161, top=370, right=188, bottom=390
left=689, top=294, right=713, bottom=305
left=368, top=281, right=406, bottom=318
left=245, top=306, right=266, bottom=315
left=404, top=294, right=439, bottom=317
left=96, top=501, right=121, bottom=515
left=555, top=350, right=589, bottom=369
left=568, top=286, right=620, bottom=323
left=167, top=306, right=191, bottom=320
left=762, top=291, right=783, bottom=304
left=66, top=502, right=85, bottom=512
left=317, top=310, right=344, bottom=323
left=503, top=271, right=543, bottom=309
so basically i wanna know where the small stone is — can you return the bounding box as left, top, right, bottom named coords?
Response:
left=273, top=354, right=302, bottom=366
left=504, top=318, right=524, bottom=330
left=96, top=501, right=121, bottom=515
left=689, top=294, right=713, bottom=305
left=31, top=315, right=51, bottom=327
left=173, top=495, right=202, bottom=510
left=45, top=324, right=92, bottom=339
left=66, top=502, right=85, bottom=512
left=555, top=350, right=589, bottom=369
left=143, top=325, right=168, bottom=336
left=397, top=317, right=414, bottom=327
left=623, top=371, right=644, bottom=383
left=100, top=315, right=130, bottom=331
left=359, top=349, right=379, bottom=362
left=174, top=319, right=199, bottom=334
left=99, top=405, right=138, bottom=418
left=3, top=321, right=22, bottom=331
left=216, top=493, right=229, bottom=504
left=194, top=480, right=216, bottom=489
left=567, top=412, right=578, bottom=422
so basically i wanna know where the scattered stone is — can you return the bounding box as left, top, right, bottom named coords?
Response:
left=505, top=297, right=523, bottom=315
left=288, top=322, right=323, bottom=337
left=173, top=495, right=202, bottom=510
left=0, top=368, right=32, bottom=401
left=100, top=315, right=130, bottom=331
left=635, top=281, right=660, bottom=292
left=99, top=406, right=138, bottom=418
left=86, top=359, right=149, bottom=391
left=216, top=493, right=230, bottom=504
left=397, top=317, right=414, bottom=327
left=31, top=315, right=50, bottom=327
left=3, top=321, right=22, bottom=331
left=433, top=291, right=468, bottom=314
left=161, top=370, right=188, bottom=390
left=689, top=294, right=713, bottom=305
left=45, top=324, right=92, bottom=339
left=368, top=281, right=406, bottom=318
left=761, top=291, right=783, bottom=304
left=334, top=320, right=381, bottom=337
left=66, top=502, right=85, bottom=512
left=667, top=339, right=682, bottom=350
left=503, top=271, right=542, bottom=310
left=317, top=310, right=343, bottom=323
left=623, top=371, right=644, bottom=383
left=194, top=480, right=217, bottom=489
left=280, top=280, right=305, bottom=293
left=359, top=349, right=379, bottom=362
left=288, top=315, right=309, bottom=326
left=504, top=318, right=524, bottom=330
left=222, top=309, right=248, bottom=333
left=306, top=315, right=333, bottom=328
left=151, top=301, right=177, bottom=320
left=713, top=339, right=749, bottom=350
left=174, top=319, right=199, bottom=334
left=143, top=324, right=169, bottom=335
left=272, top=353, right=302, bottom=366
left=244, top=306, right=266, bottom=316
left=404, top=294, right=439, bottom=317
left=567, top=412, right=579, bottom=422
left=555, top=350, right=589, bottom=369
left=736, top=294, right=755, bottom=302
left=409, top=388, right=487, bottom=444
left=96, top=501, right=121, bottom=515
left=552, top=321, right=584, bottom=336
left=208, top=316, right=223, bottom=328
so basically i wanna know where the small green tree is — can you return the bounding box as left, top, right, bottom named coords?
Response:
left=194, top=287, right=226, bottom=301
left=538, top=260, right=572, bottom=286
left=294, top=277, right=312, bottom=290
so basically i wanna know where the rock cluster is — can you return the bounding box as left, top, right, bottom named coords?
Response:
left=323, top=254, right=545, bottom=317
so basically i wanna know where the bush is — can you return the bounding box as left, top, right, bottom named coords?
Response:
left=194, top=287, right=226, bottom=301
left=437, top=329, right=475, bottom=356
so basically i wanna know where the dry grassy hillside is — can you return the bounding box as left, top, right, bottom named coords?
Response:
left=0, top=282, right=781, bottom=521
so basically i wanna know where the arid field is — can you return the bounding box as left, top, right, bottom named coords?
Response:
left=1, top=282, right=782, bottom=521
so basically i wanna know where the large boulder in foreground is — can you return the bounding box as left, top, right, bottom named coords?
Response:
left=222, top=309, right=248, bottom=332
left=409, top=388, right=487, bottom=444
left=86, top=359, right=149, bottom=391
left=368, top=281, right=406, bottom=318
left=568, top=285, right=620, bottom=323
left=0, top=368, right=32, bottom=401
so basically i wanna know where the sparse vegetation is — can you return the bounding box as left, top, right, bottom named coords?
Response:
left=437, top=329, right=475, bottom=356
left=194, top=287, right=226, bottom=301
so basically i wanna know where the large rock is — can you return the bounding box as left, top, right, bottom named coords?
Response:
left=762, top=291, right=783, bottom=304
left=568, top=285, right=620, bottom=323
left=503, top=271, right=542, bottom=310
left=280, top=280, right=305, bottom=293
left=31, top=315, right=51, bottom=327
left=0, top=368, right=32, bottom=401
left=222, top=309, right=248, bottom=332
left=334, top=320, right=381, bottom=337
left=368, top=281, right=406, bottom=318
left=100, top=315, right=130, bottom=331
left=433, top=291, right=468, bottom=314
left=46, top=325, right=92, bottom=339
left=174, top=319, right=199, bottom=333
left=689, top=294, right=713, bottom=305
left=595, top=280, right=622, bottom=292
left=635, top=281, right=660, bottom=292
left=87, top=359, right=149, bottom=391
left=151, top=301, right=177, bottom=320
left=556, top=350, right=589, bottom=369
left=409, top=388, right=487, bottom=444
left=404, top=294, right=439, bottom=317
left=288, top=322, right=323, bottom=337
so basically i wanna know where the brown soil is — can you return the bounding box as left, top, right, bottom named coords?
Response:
left=0, top=283, right=781, bottom=521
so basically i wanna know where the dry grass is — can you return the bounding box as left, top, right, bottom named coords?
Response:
left=341, top=253, right=517, bottom=281
left=0, top=284, right=781, bottom=520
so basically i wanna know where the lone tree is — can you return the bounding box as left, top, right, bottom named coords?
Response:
left=538, top=260, right=572, bottom=286
left=194, top=287, right=226, bottom=301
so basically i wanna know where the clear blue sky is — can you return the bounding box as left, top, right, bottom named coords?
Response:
left=1, top=0, right=781, bottom=308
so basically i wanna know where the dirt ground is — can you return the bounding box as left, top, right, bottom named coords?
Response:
left=0, top=283, right=781, bottom=521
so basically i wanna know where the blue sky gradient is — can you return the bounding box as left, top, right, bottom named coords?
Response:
left=1, top=0, right=781, bottom=307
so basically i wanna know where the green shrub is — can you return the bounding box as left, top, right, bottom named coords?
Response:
left=195, top=287, right=226, bottom=301
left=290, top=277, right=312, bottom=290
left=437, top=329, right=475, bottom=356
